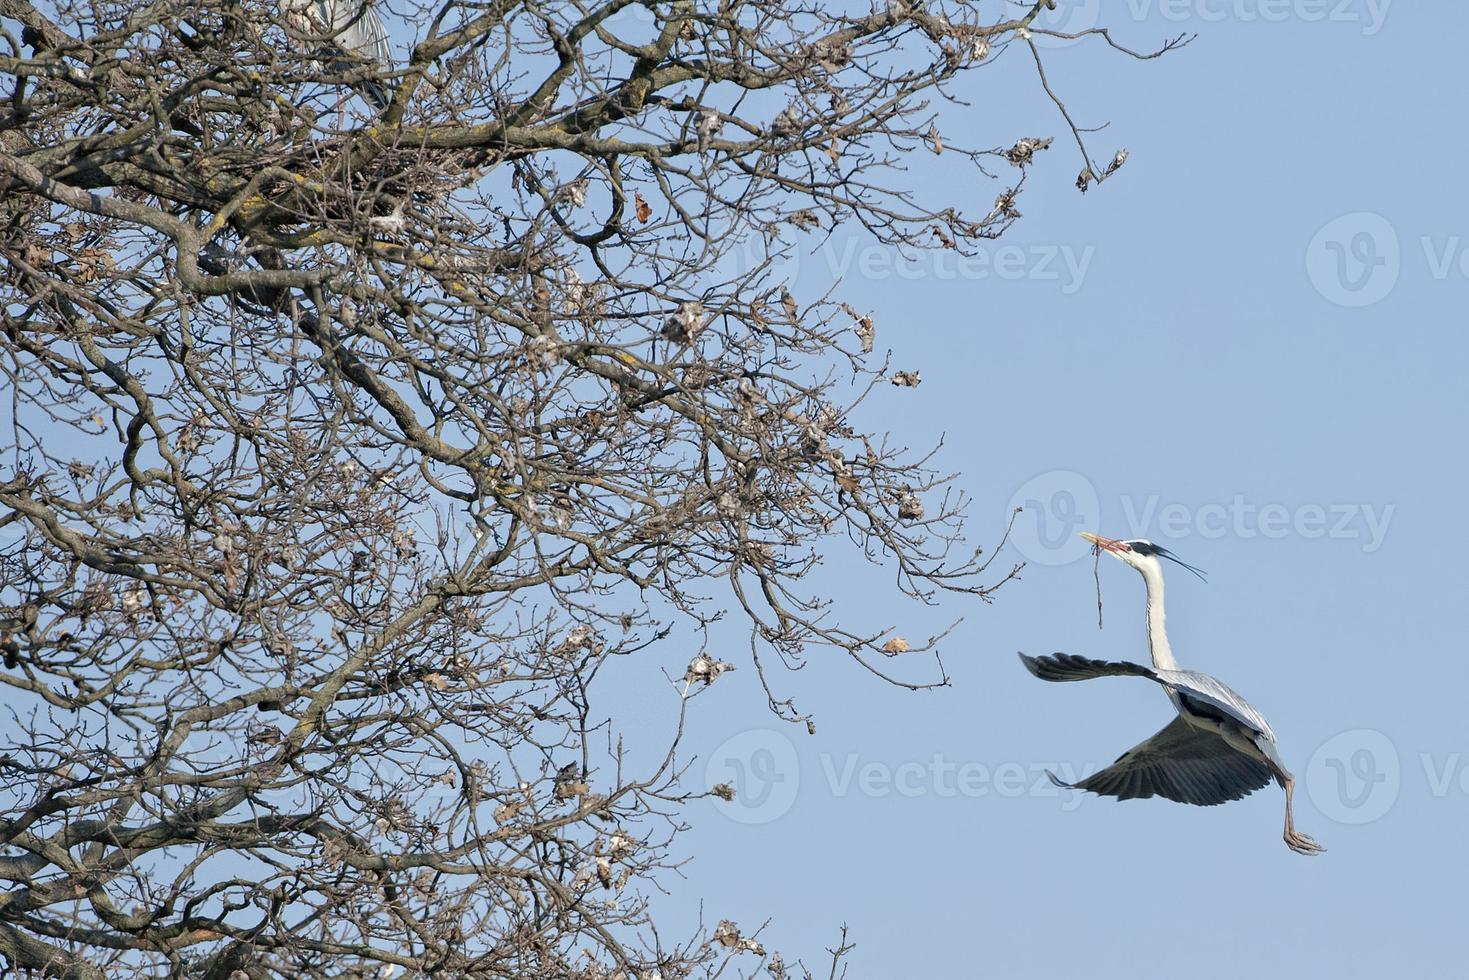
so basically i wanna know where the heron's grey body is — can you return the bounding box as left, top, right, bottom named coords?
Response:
left=1021, top=533, right=1324, bottom=855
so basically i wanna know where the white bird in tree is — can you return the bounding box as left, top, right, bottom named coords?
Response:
left=281, top=0, right=393, bottom=109
left=1020, top=532, right=1323, bottom=856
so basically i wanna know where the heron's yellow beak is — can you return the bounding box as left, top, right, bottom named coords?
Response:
left=1079, top=531, right=1128, bottom=554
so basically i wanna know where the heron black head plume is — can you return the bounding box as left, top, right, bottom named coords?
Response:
left=1130, top=540, right=1208, bottom=582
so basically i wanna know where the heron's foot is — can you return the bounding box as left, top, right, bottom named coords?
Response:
left=1284, top=828, right=1325, bottom=856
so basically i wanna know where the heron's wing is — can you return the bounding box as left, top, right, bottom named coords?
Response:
left=1052, top=716, right=1273, bottom=807
left=1018, top=652, right=1156, bottom=684
left=1153, top=668, right=1277, bottom=742
left=321, top=0, right=392, bottom=64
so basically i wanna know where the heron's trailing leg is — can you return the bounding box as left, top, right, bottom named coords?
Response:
left=1280, top=774, right=1324, bottom=856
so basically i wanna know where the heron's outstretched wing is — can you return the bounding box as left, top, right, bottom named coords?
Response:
left=1017, top=652, right=1156, bottom=683
left=1018, top=653, right=1280, bottom=744
left=1049, top=716, right=1273, bottom=807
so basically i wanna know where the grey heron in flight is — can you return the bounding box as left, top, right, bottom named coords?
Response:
left=1020, top=531, right=1323, bottom=856
left=282, top=0, right=393, bottom=109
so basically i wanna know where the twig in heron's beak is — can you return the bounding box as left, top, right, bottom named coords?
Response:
left=1092, top=543, right=1104, bottom=630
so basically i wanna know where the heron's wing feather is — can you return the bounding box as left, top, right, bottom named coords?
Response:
left=1017, top=652, right=1156, bottom=684
left=1052, top=716, right=1273, bottom=807
left=295, top=0, right=390, bottom=63
left=300, top=0, right=392, bottom=108
left=1154, top=668, right=1277, bottom=742
left=339, top=3, right=392, bottom=65
left=303, top=0, right=391, bottom=62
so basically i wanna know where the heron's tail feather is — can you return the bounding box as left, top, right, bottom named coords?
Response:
left=358, top=79, right=390, bottom=111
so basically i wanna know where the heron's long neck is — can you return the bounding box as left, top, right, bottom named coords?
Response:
left=1139, top=563, right=1179, bottom=671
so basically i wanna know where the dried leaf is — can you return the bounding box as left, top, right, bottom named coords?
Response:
left=684, top=653, right=735, bottom=686
left=696, top=109, right=720, bottom=142
left=787, top=209, right=820, bottom=230
left=1005, top=136, right=1053, bottom=167
left=247, top=727, right=283, bottom=747
left=771, top=106, right=801, bottom=136
left=779, top=288, right=799, bottom=321
left=662, top=300, right=707, bottom=343
left=221, top=555, right=242, bottom=592
left=635, top=191, right=652, bottom=222
left=556, top=779, right=590, bottom=799
left=561, top=178, right=588, bottom=207
left=713, top=920, right=765, bottom=955
left=849, top=309, right=875, bottom=353
left=881, top=636, right=910, bottom=655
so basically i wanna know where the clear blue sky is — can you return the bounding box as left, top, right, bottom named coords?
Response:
left=603, top=4, right=1468, bottom=977
left=5, top=4, right=1454, bottom=975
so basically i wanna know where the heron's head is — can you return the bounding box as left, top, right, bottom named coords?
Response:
left=1079, top=532, right=1207, bottom=582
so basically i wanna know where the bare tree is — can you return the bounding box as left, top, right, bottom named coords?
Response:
left=0, top=0, right=1183, bottom=975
